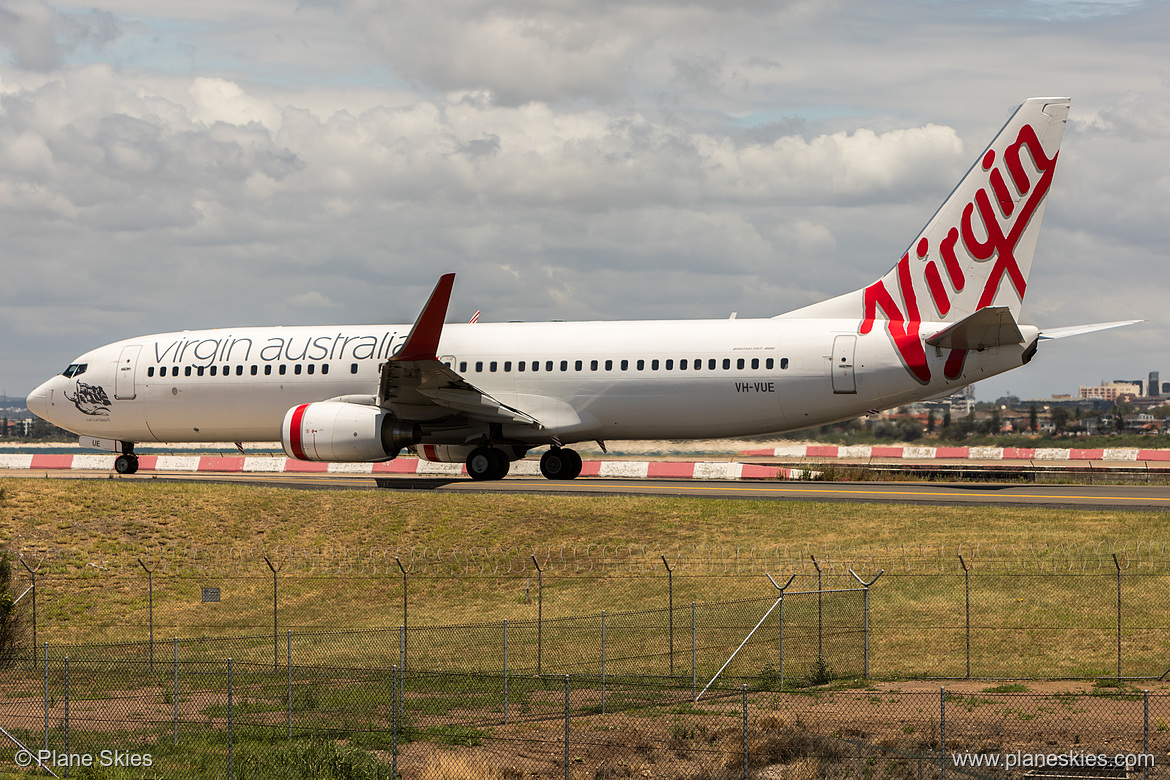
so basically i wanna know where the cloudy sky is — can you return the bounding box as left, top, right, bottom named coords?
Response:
left=0, top=0, right=1166, bottom=404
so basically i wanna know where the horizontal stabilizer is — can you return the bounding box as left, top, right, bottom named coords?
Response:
left=1039, top=320, right=1142, bottom=340
left=925, top=306, right=1023, bottom=350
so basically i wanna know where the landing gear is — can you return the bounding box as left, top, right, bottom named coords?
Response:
left=113, top=442, right=139, bottom=475
left=540, top=447, right=582, bottom=480
left=114, top=454, right=139, bottom=475
left=466, top=447, right=511, bottom=481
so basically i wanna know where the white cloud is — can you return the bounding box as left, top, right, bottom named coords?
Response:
left=1, top=0, right=1168, bottom=404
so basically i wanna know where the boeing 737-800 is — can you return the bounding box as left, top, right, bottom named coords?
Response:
left=25, top=98, right=1137, bottom=480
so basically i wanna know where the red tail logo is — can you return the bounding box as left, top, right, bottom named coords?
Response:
left=861, top=122, right=1058, bottom=384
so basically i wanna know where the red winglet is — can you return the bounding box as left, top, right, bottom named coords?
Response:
left=393, top=273, right=455, bottom=362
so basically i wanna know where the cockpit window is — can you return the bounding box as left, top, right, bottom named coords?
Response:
left=62, top=363, right=88, bottom=378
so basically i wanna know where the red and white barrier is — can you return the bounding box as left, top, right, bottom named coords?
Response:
left=0, top=453, right=802, bottom=480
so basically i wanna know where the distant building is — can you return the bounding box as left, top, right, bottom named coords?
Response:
left=1079, top=381, right=1142, bottom=401
left=1150, top=371, right=1161, bottom=397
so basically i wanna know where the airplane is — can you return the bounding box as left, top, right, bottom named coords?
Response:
left=26, top=97, right=1138, bottom=480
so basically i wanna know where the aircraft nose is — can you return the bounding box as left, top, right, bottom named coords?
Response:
left=26, top=379, right=53, bottom=422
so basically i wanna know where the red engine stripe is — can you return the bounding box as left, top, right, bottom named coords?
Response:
left=288, top=404, right=310, bottom=461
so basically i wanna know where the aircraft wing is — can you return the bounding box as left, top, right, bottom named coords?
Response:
left=375, top=274, right=544, bottom=427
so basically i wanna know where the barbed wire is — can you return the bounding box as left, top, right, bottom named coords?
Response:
left=18, top=538, right=1170, bottom=578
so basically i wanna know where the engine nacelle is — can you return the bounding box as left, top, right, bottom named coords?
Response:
left=416, top=444, right=527, bottom=463
left=282, top=402, right=421, bottom=462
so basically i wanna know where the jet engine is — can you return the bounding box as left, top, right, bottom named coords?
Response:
left=282, top=401, right=420, bottom=462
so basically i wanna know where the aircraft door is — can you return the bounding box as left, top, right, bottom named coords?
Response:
left=115, top=345, right=142, bottom=400
left=831, top=335, right=856, bottom=394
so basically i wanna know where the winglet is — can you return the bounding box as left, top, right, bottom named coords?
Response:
left=393, top=273, right=455, bottom=362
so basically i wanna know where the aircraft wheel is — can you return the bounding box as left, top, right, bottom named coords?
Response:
left=540, top=447, right=582, bottom=480
left=114, top=454, right=139, bottom=475
left=466, top=447, right=509, bottom=481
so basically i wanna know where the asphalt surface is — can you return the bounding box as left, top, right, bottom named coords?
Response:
left=8, top=468, right=1170, bottom=510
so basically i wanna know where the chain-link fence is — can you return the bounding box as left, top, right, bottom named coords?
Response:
left=11, top=552, right=1170, bottom=680
left=2, top=651, right=1167, bottom=778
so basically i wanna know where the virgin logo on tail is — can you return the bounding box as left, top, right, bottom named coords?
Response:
left=861, top=118, right=1061, bottom=385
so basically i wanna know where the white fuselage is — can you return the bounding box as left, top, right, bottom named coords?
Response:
left=26, top=316, right=1037, bottom=447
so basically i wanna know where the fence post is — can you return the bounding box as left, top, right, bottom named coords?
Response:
left=563, top=675, right=570, bottom=780
left=811, top=554, right=823, bottom=661
left=848, top=568, right=884, bottom=679
left=662, top=555, right=674, bottom=677
left=503, top=619, right=509, bottom=724
left=228, top=659, right=234, bottom=780
left=779, top=591, right=785, bottom=690
left=601, top=610, right=607, bottom=715
left=264, top=556, right=282, bottom=671
left=20, top=557, right=43, bottom=665
left=939, top=686, right=946, bottom=780
left=173, top=638, right=179, bottom=745
left=396, top=557, right=408, bottom=671
left=742, top=684, right=748, bottom=780
left=1113, top=553, right=1122, bottom=682
left=43, top=643, right=48, bottom=751
left=532, top=556, right=544, bottom=676
left=683, top=603, right=692, bottom=701
left=1144, top=689, right=1150, bottom=780
left=392, top=665, right=398, bottom=779
left=959, top=555, right=971, bottom=679
left=63, top=657, right=69, bottom=780
left=138, top=558, right=154, bottom=673
left=287, top=630, right=292, bottom=739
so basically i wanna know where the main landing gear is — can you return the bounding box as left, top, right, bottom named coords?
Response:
left=114, top=444, right=139, bottom=475
left=465, top=447, right=511, bottom=481
left=540, top=447, right=582, bottom=480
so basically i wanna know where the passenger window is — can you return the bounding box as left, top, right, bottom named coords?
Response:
left=307, top=364, right=315, bottom=375
left=575, top=360, right=583, bottom=371
left=651, top=359, right=659, bottom=370
left=490, top=361, right=498, bottom=372
left=532, top=361, right=539, bottom=372
left=605, top=359, right=613, bottom=371
left=159, top=366, right=167, bottom=377
left=710, top=359, right=717, bottom=370
left=294, top=364, right=302, bottom=375
left=265, top=365, right=273, bottom=376
left=197, top=366, right=205, bottom=377
left=518, top=361, right=526, bottom=372
left=779, top=358, right=787, bottom=369
left=148, top=367, right=155, bottom=377
left=236, top=365, right=244, bottom=376
left=546, top=361, right=554, bottom=372
left=560, top=360, right=568, bottom=371
left=210, top=366, right=218, bottom=377
left=680, top=359, right=688, bottom=370
left=591, top=360, right=599, bottom=371
left=476, top=361, right=484, bottom=372
left=504, top=361, right=511, bottom=372
left=350, top=363, right=358, bottom=374
left=666, top=359, right=674, bottom=370
left=279, top=365, right=287, bottom=375
left=751, top=358, right=759, bottom=369
left=637, top=359, right=644, bottom=370
left=621, top=359, right=629, bottom=371
left=251, top=365, right=258, bottom=376
left=185, top=367, right=192, bottom=377
left=735, top=359, right=743, bottom=370
left=460, top=361, right=468, bottom=372
left=322, top=364, right=329, bottom=375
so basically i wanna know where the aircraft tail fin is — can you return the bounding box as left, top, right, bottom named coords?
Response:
left=781, top=97, right=1070, bottom=324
